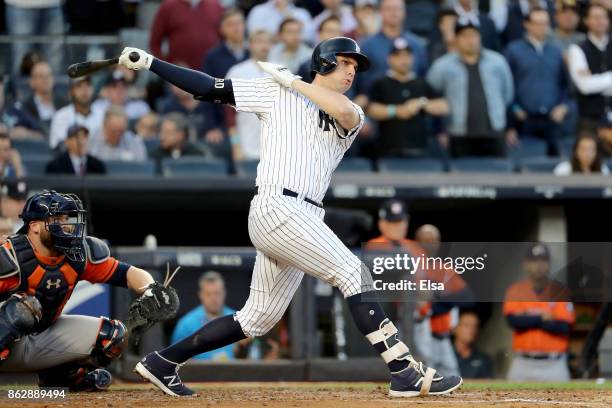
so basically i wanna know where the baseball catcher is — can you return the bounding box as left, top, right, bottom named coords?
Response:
left=0, top=190, right=178, bottom=391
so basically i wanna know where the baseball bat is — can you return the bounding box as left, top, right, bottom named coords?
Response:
left=66, top=51, right=140, bottom=78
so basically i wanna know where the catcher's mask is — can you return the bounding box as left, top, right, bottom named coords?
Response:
left=18, top=190, right=87, bottom=261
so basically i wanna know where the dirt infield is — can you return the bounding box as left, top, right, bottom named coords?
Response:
left=0, top=381, right=611, bottom=407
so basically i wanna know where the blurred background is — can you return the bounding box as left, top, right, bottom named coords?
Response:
left=0, top=0, right=611, bottom=384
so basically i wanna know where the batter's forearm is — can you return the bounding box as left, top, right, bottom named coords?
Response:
left=150, top=59, right=235, bottom=104
left=127, top=266, right=155, bottom=295
left=292, top=80, right=359, bottom=128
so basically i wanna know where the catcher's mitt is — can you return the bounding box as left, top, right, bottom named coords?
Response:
left=126, top=264, right=180, bottom=347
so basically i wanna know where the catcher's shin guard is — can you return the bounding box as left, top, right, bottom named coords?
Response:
left=91, top=317, right=127, bottom=366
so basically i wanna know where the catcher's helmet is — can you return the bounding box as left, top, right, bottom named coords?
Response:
left=19, top=190, right=87, bottom=261
left=310, top=37, right=370, bottom=79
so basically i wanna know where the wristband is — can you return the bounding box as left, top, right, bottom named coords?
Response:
left=387, top=104, right=396, bottom=118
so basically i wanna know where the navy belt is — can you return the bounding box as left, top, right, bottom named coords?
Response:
left=254, top=187, right=323, bottom=208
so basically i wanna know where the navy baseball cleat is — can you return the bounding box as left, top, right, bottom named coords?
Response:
left=134, top=351, right=196, bottom=397
left=389, top=358, right=463, bottom=397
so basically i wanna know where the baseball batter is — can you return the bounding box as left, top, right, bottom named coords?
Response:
left=120, top=37, right=463, bottom=397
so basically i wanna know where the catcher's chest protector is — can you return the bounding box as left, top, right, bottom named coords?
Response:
left=7, top=235, right=86, bottom=331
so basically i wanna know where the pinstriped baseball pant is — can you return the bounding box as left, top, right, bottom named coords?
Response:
left=235, top=186, right=372, bottom=337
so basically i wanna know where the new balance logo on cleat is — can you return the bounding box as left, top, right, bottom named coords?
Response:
left=134, top=352, right=196, bottom=397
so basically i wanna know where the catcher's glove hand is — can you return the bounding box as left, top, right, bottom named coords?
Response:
left=126, top=265, right=180, bottom=347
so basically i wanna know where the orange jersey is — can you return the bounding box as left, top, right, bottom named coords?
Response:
left=503, top=279, right=574, bottom=353
left=0, top=235, right=124, bottom=330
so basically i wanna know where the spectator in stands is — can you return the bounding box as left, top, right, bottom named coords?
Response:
left=268, top=18, right=313, bottom=74
left=505, top=8, right=569, bottom=156
left=150, top=113, right=207, bottom=162
left=45, top=125, right=106, bottom=175
left=308, top=0, right=358, bottom=43
left=490, top=0, right=555, bottom=45
left=4, top=0, right=63, bottom=74
left=226, top=30, right=273, bottom=161
left=202, top=8, right=249, bottom=80
left=297, top=16, right=343, bottom=82
left=0, top=217, right=14, bottom=237
left=89, top=106, right=147, bottom=162
left=92, top=70, right=150, bottom=122
left=553, top=132, right=609, bottom=175
left=503, top=243, right=575, bottom=381
left=598, top=114, right=612, bottom=158
left=0, top=179, right=27, bottom=232
left=171, top=271, right=237, bottom=361
left=49, top=76, right=103, bottom=149
left=0, top=129, right=24, bottom=178
left=550, top=0, right=585, bottom=53
left=150, top=0, right=224, bottom=70
left=160, top=77, right=223, bottom=146
left=356, top=0, right=428, bottom=100
left=453, top=311, right=494, bottom=379
left=247, top=0, right=312, bottom=37
left=568, top=4, right=612, bottom=132
left=427, top=19, right=514, bottom=157
left=451, top=0, right=501, bottom=51
left=428, top=9, right=458, bottom=63
left=135, top=113, right=160, bottom=140
left=367, top=38, right=448, bottom=157
left=353, top=0, right=381, bottom=41
left=0, top=73, right=40, bottom=138
left=19, top=61, right=67, bottom=137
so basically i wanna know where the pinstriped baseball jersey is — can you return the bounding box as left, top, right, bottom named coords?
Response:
left=231, top=77, right=365, bottom=203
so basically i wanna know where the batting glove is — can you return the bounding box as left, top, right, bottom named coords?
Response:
left=119, top=47, right=153, bottom=71
left=256, top=61, right=301, bottom=88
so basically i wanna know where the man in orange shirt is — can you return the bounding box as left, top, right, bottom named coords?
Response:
left=503, top=243, right=575, bottom=381
left=0, top=191, right=169, bottom=391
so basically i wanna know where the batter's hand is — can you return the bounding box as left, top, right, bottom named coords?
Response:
left=256, top=61, right=301, bottom=88
left=119, top=47, right=153, bottom=71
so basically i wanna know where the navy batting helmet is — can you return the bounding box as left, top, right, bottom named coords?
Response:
left=19, top=190, right=87, bottom=261
left=310, top=37, right=370, bottom=79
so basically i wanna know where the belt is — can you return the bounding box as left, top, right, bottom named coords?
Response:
left=254, top=186, right=323, bottom=208
left=519, top=352, right=564, bottom=360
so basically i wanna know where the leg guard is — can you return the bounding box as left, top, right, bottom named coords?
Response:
left=91, top=317, right=127, bottom=367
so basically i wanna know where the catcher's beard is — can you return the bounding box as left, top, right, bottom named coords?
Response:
left=40, top=229, right=56, bottom=251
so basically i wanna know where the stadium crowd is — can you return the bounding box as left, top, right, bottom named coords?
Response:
left=0, top=0, right=612, bottom=176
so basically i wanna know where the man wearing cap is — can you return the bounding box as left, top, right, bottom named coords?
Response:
left=451, top=0, right=500, bottom=52
left=368, top=38, right=448, bottom=157
left=427, top=19, right=513, bottom=157
left=505, top=7, right=570, bottom=156
left=49, top=76, right=104, bottom=150
left=0, top=180, right=28, bottom=233
left=355, top=0, right=428, bottom=98
left=45, top=125, right=106, bottom=175
left=503, top=243, right=575, bottom=381
left=91, top=70, right=150, bottom=122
